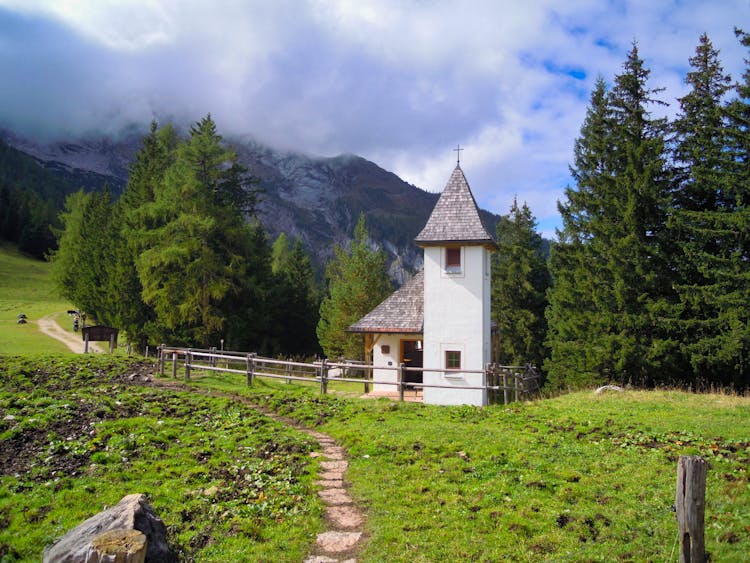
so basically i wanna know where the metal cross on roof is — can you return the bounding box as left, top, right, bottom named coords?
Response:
left=453, top=144, right=464, bottom=165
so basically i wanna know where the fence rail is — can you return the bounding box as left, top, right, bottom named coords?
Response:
left=157, top=345, right=541, bottom=404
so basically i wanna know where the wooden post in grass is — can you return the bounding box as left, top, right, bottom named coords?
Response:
left=171, top=352, right=177, bottom=378
left=503, top=370, right=508, bottom=405
left=158, top=345, right=165, bottom=376
left=320, top=359, right=328, bottom=395
left=185, top=350, right=191, bottom=381
left=676, top=455, right=707, bottom=563
left=250, top=354, right=255, bottom=387
left=398, top=363, right=405, bottom=402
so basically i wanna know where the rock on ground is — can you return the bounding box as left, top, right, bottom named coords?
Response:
left=43, top=493, right=175, bottom=563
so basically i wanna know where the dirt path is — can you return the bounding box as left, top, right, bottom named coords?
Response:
left=36, top=314, right=103, bottom=353
left=150, top=377, right=368, bottom=562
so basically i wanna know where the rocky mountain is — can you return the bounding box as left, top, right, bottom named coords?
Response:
left=1, top=129, right=500, bottom=280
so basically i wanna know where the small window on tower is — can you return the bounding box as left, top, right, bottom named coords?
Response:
left=445, top=350, right=461, bottom=370
left=445, top=247, right=461, bottom=273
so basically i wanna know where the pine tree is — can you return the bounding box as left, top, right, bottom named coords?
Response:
left=317, top=214, right=391, bottom=359
left=134, top=115, right=264, bottom=347
left=546, top=77, right=621, bottom=387
left=50, top=188, right=117, bottom=322
left=546, top=44, right=677, bottom=388
left=669, top=33, right=745, bottom=385
left=112, top=122, right=179, bottom=347
left=492, top=198, right=549, bottom=368
left=705, top=28, right=750, bottom=386
left=272, top=236, right=321, bottom=356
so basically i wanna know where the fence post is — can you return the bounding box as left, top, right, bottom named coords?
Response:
left=158, top=345, right=165, bottom=376
left=676, top=455, right=707, bottom=563
left=320, top=359, right=328, bottom=395
left=398, top=363, right=405, bottom=402
left=210, top=346, right=216, bottom=367
left=364, top=364, right=371, bottom=394
left=171, top=352, right=177, bottom=379
left=185, top=349, right=191, bottom=381
left=485, top=363, right=491, bottom=405
left=286, top=359, right=292, bottom=384
left=246, top=353, right=255, bottom=386
left=503, top=370, right=508, bottom=405
left=514, top=372, right=520, bottom=402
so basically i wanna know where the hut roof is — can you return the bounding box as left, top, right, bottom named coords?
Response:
left=348, top=270, right=424, bottom=334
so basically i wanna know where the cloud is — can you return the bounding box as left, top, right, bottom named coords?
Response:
left=0, top=0, right=747, bottom=238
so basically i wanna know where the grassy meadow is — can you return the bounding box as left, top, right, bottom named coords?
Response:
left=192, top=372, right=750, bottom=561
left=0, top=243, right=71, bottom=354
left=1, top=242, right=749, bottom=561
left=1, top=357, right=748, bottom=562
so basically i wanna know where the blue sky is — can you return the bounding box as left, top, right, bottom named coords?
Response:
left=0, top=0, right=747, bottom=237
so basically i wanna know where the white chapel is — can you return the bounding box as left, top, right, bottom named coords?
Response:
left=349, top=163, right=496, bottom=406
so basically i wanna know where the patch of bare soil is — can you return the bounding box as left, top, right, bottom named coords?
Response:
left=1, top=363, right=157, bottom=482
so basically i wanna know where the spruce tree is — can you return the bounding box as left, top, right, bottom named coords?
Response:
left=272, top=236, right=321, bottom=356
left=605, top=42, right=677, bottom=384
left=669, top=33, right=745, bottom=385
left=112, top=122, right=178, bottom=347
left=546, top=44, right=676, bottom=388
left=50, top=188, right=117, bottom=323
left=709, top=28, right=750, bottom=386
left=50, top=190, right=89, bottom=306
left=317, top=214, right=391, bottom=360
left=492, top=198, right=549, bottom=368
left=546, top=77, right=621, bottom=387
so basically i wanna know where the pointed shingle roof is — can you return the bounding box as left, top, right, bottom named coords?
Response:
left=415, top=165, right=495, bottom=247
left=348, top=270, right=424, bottom=334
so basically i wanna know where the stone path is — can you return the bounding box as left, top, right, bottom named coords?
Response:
left=302, top=430, right=366, bottom=563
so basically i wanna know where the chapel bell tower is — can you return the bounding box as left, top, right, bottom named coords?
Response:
left=414, top=164, right=496, bottom=406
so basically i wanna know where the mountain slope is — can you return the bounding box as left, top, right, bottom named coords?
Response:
left=1, top=129, right=500, bottom=278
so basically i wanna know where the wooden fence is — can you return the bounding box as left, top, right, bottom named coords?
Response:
left=157, top=346, right=542, bottom=404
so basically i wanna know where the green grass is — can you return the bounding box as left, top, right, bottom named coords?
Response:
left=0, top=243, right=71, bottom=354
left=186, top=370, right=750, bottom=562
left=0, top=355, right=323, bottom=562
left=2, top=360, right=748, bottom=562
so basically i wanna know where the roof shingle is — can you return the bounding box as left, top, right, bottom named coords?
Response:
left=414, top=165, right=495, bottom=246
left=347, top=270, right=424, bottom=333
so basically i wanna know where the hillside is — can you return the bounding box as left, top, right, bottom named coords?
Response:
left=0, top=242, right=71, bottom=354
left=1, top=355, right=748, bottom=561
left=1, top=128, right=500, bottom=278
